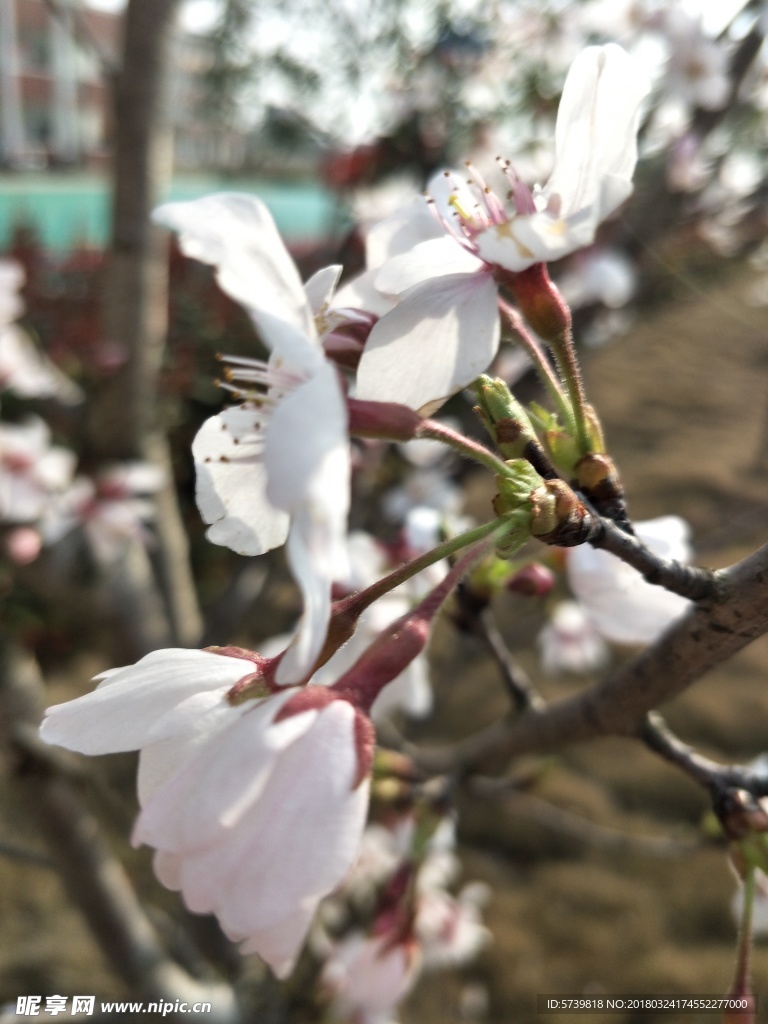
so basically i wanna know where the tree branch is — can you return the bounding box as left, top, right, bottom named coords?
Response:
left=415, top=541, right=768, bottom=775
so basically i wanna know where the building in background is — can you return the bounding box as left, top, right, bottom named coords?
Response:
left=0, top=0, right=118, bottom=170
left=0, top=0, right=245, bottom=174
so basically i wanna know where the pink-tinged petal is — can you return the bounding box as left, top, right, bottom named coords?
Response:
left=143, top=700, right=369, bottom=976
left=304, top=265, right=343, bottom=317
left=375, top=237, right=485, bottom=295
left=134, top=691, right=312, bottom=851
left=137, top=693, right=241, bottom=804
left=355, top=272, right=500, bottom=413
left=192, top=703, right=368, bottom=938
left=153, top=193, right=315, bottom=350
left=40, top=649, right=252, bottom=755
left=547, top=44, right=649, bottom=221
left=237, top=907, right=317, bottom=979
left=153, top=850, right=182, bottom=891
left=193, top=408, right=289, bottom=556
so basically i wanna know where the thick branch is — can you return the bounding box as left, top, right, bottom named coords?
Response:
left=417, top=541, right=768, bottom=775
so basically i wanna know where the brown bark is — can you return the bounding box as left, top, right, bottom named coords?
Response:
left=417, top=542, right=768, bottom=775
left=89, top=0, right=179, bottom=458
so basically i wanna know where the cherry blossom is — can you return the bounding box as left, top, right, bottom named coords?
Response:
left=567, top=516, right=693, bottom=645
left=0, top=417, right=76, bottom=524
left=154, top=194, right=352, bottom=683
left=40, top=648, right=373, bottom=979
left=537, top=599, right=609, bottom=674
left=355, top=44, right=649, bottom=412
left=320, top=931, right=420, bottom=1024
left=0, top=259, right=82, bottom=404
left=42, top=462, right=163, bottom=565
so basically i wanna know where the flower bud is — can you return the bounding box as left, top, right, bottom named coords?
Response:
left=473, top=376, right=553, bottom=477
left=506, top=562, right=555, bottom=597
left=497, top=262, right=572, bottom=348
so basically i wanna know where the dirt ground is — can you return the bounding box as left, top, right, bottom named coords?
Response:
left=2, top=265, right=768, bottom=1023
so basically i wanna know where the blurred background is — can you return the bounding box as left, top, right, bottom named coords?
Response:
left=2, top=1, right=768, bottom=1021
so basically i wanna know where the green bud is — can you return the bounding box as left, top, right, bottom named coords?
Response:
left=528, top=402, right=582, bottom=477
left=474, top=376, right=537, bottom=454
left=493, top=459, right=544, bottom=516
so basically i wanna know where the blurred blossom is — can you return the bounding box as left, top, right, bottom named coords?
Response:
left=660, top=9, right=730, bottom=111
left=0, top=259, right=82, bottom=404
left=43, top=462, right=163, bottom=565
left=321, top=931, right=420, bottom=1024
left=667, top=132, right=709, bottom=192
left=383, top=467, right=463, bottom=523
left=537, top=600, right=609, bottom=674
left=416, top=881, right=492, bottom=968
left=0, top=260, right=25, bottom=325
left=4, top=525, right=42, bottom=565
left=567, top=516, right=693, bottom=645
left=0, top=417, right=76, bottom=524
left=556, top=248, right=637, bottom=310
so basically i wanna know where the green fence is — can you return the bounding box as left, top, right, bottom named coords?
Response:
left=0, top=174, right=342, bottom=252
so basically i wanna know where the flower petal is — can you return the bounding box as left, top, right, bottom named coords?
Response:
left=567, top=516, right=693, bottom=645
left=304, top=265, right=343, bottom=317
left=355, top=272, right=500, bottom=413
left=193, top=407, right=290, bottom=556
left=153, top=193, right=315, bottom=351
left=40, top=649, right=252, bottom=755
left=375, top=237, right=485, bottom=295
left=546, top=44, right=649, bottom=222
left=140, top=699, right=369, bottom=977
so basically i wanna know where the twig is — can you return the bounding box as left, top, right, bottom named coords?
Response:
left=472, top=605, right=545, bottom=713
left=585, top=514, right=722, bottom=601
left=0, top=840, right=53, bottom=869
left=639, top=713, right=768, bottom=797
left=469, top=780, right=700, bottom=859
left=143, top=431, right=204, bottom=647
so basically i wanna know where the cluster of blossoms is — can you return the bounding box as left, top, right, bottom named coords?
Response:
left=0, top=261, right=163, bottom=569
left=38, top=41, right=711, bottom=1017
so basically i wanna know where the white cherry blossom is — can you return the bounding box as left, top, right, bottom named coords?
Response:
left=537, top=599, right=609, bottom=674
left=320, top=931, right=420, bottom=1024
left=0, top=260, right=82, bottom=403
left=155, top=194, right=351, bottom=683
left=42, top=462, right=163, bottom=565
left=355, top=44, right=649, bottom=413
left=40, top=648, right=372, bottom=979
left=0, top=417, right=76, bottom=524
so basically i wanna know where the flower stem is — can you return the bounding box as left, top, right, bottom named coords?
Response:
left=728, top=865, right=756, bottom=1022
left=336, top=518, right=509, bottom=621
left=416, top=419, right=515, bottom=478
left=498, top=298, right=575, bottom=432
